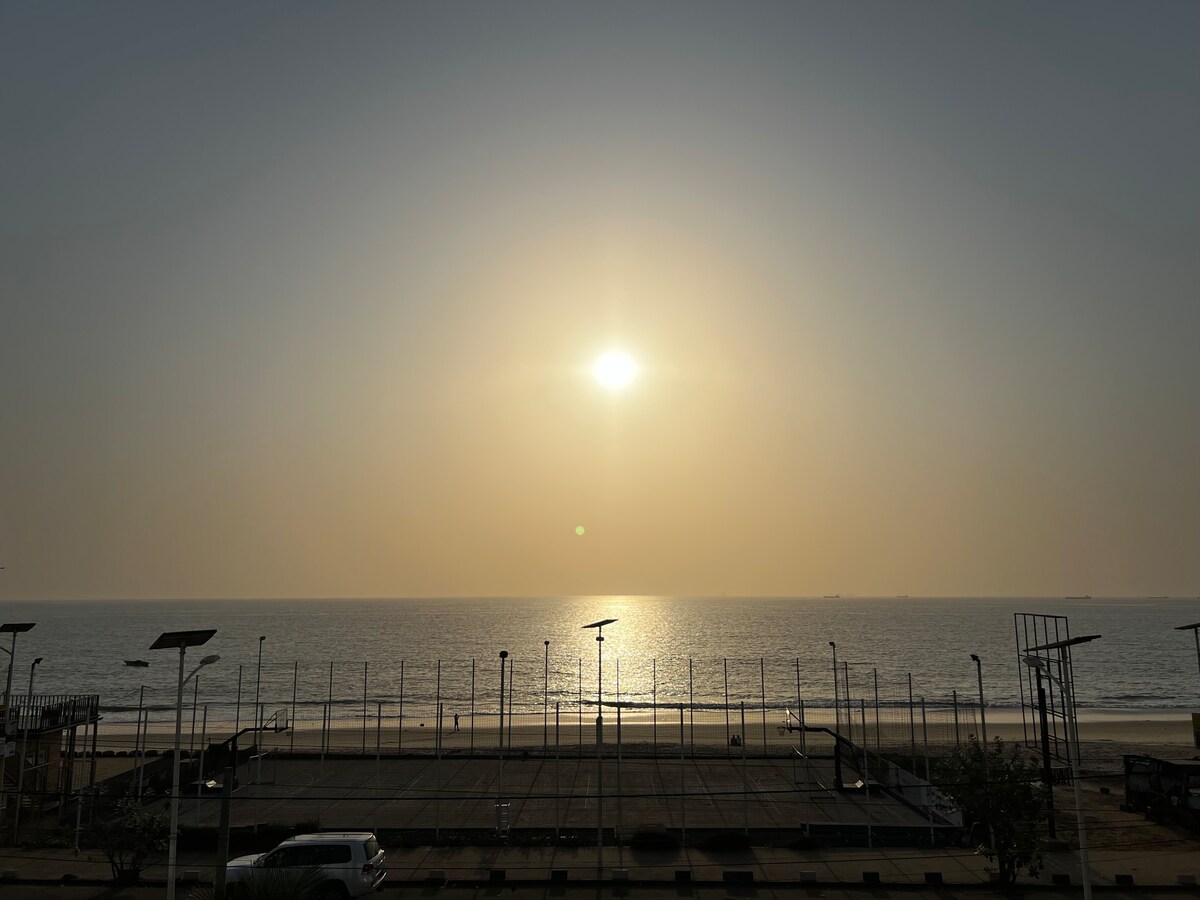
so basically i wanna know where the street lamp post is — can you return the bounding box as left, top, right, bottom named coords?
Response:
left=1023, top=634, right=1101, bottom=900
left=1, top=622, right=35, bottom=835
left=151, top=629, right=218, bottom=900
left=583, top=618, right=617, bottom=876
left=11, top=656, right=43, bottom=843
left=2, top=623, right=36, bottom=730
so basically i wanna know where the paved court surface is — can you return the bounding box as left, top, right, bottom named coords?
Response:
left=176, top=755, right=936, bottom=834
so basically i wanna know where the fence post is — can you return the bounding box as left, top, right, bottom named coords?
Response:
left=376, top=701, right=382, bottom=763
left=190, top=674, right=200, bottom=753
left=679, top=705, right=686, bottom=847
left=652, top=658, right=658, bottom=754
left=908, top=672, right=916, bottom=764
left=741, top=702, right=749, bottom=835
left=760, top=657, right=768, bottom=752
left=469, top=658, right=475, bottom=756
left=134, top=686, right=146, bottom=801
left=196, top=705, right=209, bottom=826
left=234, top=665, right=243, bottom=736
left=922, top=695, right=933, bottom=846
left=361, top=662, right=368, bottom=754
left=860, top=699, right=869, bottom=780
left=688, top=658, right=695, bottom=754
left=795, top=657, right=807, bottom=756
left=921, top=696, right=930, bottom=782
left=873, top=668, right=881, bottom=757
left=952, top=690, right=960, bottom=746
left=616, top=704, right=623, bottom=844
left=578, top=658, right=583, bottom=751
left=435, top=659, right=443, bottom=756
left=398, top=661, right=405, bottom=753
left=507, top=658, right=514, bottom=749
left=326, top=662, right=334, bottom=753
left=435, top=700, right=442, bottom=842
left=290, top=661, right=298, bottom=754
left=723, top=658, right=731, bottom=756
left=555, top=702, right=561, bottom=839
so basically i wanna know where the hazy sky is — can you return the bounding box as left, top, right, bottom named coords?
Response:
left=2, top=1, right=1197, bottom=600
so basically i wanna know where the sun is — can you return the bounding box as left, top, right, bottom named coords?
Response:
left=593, top=350, right=637, bottom=390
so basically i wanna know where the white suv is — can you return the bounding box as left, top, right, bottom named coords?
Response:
left=226, top=832, right=386, bottom=898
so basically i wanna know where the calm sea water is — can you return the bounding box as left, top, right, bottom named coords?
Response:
left=3, top=596, right=1197, bottom=720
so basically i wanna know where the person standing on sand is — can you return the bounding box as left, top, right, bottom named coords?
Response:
left=453, top=713, right=460, bottom=732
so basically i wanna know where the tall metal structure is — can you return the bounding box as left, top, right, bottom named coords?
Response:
left=1014, top=613, right=1073, bottom=767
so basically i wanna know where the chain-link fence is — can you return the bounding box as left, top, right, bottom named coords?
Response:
left=5, top=656, right=989, bottom=848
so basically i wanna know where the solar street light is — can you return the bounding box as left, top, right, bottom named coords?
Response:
left=150, top=629, right=217, bottom=900
left=2, top=623, right=36, bottom=727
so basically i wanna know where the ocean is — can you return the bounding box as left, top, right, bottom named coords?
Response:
left=3, top=596, right=1197, bottom=722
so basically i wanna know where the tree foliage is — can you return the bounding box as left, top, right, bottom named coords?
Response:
left=934, top=736, right=1046, bottom=884
left=89, top=796, right=168, bottom=883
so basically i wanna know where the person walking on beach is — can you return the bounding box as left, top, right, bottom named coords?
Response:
left=453, top=713, right=460, bottom=732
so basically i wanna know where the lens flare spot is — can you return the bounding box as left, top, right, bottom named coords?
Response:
left=575, top=525, right=586, bottom=536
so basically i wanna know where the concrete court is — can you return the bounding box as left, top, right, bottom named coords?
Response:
left=178, top=754, right=935, bottom=833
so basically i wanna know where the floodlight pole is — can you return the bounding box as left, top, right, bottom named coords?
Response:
left=970, top=654, right=995, bottom=855
left=829, top=642, right=840, bottom=735
left=26, top=658, right=42, bottom=707
left=582, top=618, right=616, bottom=877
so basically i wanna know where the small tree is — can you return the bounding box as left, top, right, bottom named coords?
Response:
left=89, top=797, right=168, bottom=883
left=934, top=736, right=1046, bottom=884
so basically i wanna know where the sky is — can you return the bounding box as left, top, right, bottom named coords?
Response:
left=1, top=1, right=1197, bottom=601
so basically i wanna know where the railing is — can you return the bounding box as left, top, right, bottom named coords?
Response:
left=1, top=694, right=100, bottom=736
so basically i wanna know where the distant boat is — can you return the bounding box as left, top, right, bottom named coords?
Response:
left=123, top=659, right=149, bottom=667
left=823, top=594, right=840, bottom=599
left=1064, top=595, right=1091, bottom=600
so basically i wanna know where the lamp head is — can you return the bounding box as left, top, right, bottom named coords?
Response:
left=500, top=650, right=508, bottom=659
left=970, top=653, right=980, bottom=663
left=829, top=641, right=835, bottom=648
left=33, top=657, right=43, bottom=666
left=1021, top=655, right=1050, bottom=672
left=259, top=635, right=266, bottom=642
left=199, top=654, right=220, bottom=667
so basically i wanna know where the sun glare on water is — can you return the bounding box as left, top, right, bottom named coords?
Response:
left=593, top=350, right=637, bottom=390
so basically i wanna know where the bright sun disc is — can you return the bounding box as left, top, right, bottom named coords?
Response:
left=593, top=350, right=637, bottom=389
